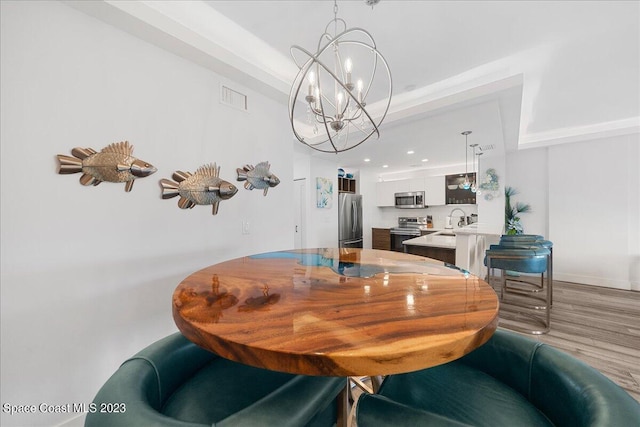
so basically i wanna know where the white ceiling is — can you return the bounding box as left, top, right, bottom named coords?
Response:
left=68, top=0, right=639, bottom=175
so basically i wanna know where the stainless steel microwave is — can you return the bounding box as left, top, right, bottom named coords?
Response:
left=394, top=191, right=425, bottom=209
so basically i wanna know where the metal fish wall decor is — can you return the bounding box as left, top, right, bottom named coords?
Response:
left=236, top=161, right=280, bottom=196
left=56, top=141, right=157, bottom=192
left=160, top=163, right=238, bottom=215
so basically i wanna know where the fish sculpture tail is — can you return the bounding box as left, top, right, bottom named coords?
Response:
left=236, top=167, right=248, bottom=181
left=160, top=179, right=180, bottom=199
left=56, top=154, right=83, bottom=174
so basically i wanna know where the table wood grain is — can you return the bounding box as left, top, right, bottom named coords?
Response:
left=173, top=248, right=499, bottom=376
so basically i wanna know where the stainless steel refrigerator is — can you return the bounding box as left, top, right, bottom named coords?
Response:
left=338, top=193, right=363, bottom=248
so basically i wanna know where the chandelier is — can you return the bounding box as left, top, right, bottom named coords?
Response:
left=288, top=0, right=392, bottom=153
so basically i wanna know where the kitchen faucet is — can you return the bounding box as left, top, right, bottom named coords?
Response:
left=447, top=208, right=467, bottom=229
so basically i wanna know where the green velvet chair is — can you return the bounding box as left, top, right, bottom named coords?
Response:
left=85, top=332, right=346, bottom=427
left=356, top=328, right=640, bottom=427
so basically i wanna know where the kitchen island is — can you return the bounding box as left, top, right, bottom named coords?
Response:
left=403, top=224, right=502, bottom=275
left=453, top=223, right=502, bottom=278
left=402, top=233, right=456, bottom=264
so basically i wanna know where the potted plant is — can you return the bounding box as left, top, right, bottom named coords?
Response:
left=505, top=186, right=531, bottom=235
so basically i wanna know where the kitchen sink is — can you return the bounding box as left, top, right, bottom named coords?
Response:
left=434, top=230, right=457, bottom=237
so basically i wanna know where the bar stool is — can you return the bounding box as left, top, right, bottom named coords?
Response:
left=499, top=235, right=554, bottom=305
left=485, top=245, right=551, bottom=334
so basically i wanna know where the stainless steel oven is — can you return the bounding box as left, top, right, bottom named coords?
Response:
left=390, top=227, right=421, bottom=252
left=389, top=217, right=431, bottom=252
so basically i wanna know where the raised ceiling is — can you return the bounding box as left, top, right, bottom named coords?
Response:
left=68, top=0, right=639, bottom=174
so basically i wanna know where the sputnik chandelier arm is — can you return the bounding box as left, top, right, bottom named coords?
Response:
left=288, top=0, right=392, bottom=153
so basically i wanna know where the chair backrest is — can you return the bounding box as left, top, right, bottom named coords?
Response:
left=459, top=329, right=640, bottom=426
left=459, top=329, right=542, bottom=398
left=530, top=344, right=640, bottom=426
left=86, top=333, right=217, bottom=426
left=125, top=333, right=217, bottom=407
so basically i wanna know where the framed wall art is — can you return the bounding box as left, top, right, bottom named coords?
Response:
left=316, top=177, right=333, bottom=209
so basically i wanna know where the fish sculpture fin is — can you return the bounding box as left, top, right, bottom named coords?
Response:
left=79, top=173, right=96, bottom=186
left=256, top=161, right=270, bottom=169
left=236, top=167, right=248, bottom=181
left=178, top=197, right=195, bottom=210
left=93, top=180, right=102, bottom=186
left=160, top=179, right=180, bottom=199
left=102, top=141, right=133, bottom=155
left=244, top=181, right=254, bottom=190
left=244, top=164, right=255, bottom=171
left=125, top=180, right=134, bottom=192
left=71, top=147, right=97, bottom=160
left=212, top=201, right=219, bottom=215
left=263, top=187, right=269, bottom=196
left=172, top=171, right=191, bottom=182
left=56, top=154, right=83, bottom=174
left=195, top=163, right=219, bottom=178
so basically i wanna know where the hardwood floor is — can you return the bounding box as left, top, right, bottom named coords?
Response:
left=497, top=279, right=640, bottom=402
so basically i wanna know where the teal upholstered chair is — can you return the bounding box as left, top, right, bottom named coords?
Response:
left=355, top=328, right=640, bottom=427
left=85, top=332, right=345, bottom=427
left=485, top=244, right=551, bottom=334
left=499, top=235, right=554, bottom=304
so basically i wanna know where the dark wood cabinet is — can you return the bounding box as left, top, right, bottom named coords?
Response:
left=445, top=173, right=476, bottom=204
left=405, top=245, right=456, bottom=264
left=338, top=177, right=356, bottom=193
left=372, top=228, right=391, bottom=251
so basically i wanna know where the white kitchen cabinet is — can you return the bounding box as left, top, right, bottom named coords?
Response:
left=375, top=181, right=399, bottom=206
left=407, top=178, right=425, bottom=192
left=424, top=176, right=445, bottom=206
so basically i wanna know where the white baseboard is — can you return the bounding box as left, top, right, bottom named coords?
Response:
left=554, top=272, right=632, bottom=291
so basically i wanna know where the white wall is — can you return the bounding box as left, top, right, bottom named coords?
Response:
left=505, top=135, right=639, bottom=290
left=547, top=134, right=639, bottom=290
left=307, top=158, right=340, bottom=248
left=293, top=147, right=339, bottom=248
left=476, top=154, right=506, bottom=233
left=505, top=147, right=549, bottom=237
left=0, top=2, right=294, bottom=425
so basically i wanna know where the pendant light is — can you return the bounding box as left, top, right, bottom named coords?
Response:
left=469, top=143, right=478, bottom=193
left=460, top=131, right=472, bottom=190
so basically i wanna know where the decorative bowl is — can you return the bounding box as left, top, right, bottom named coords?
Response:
left=447, top=184, right=459, bottom=190
left=346, top=173, right=354, bottom=179
left=338, top=168, right=345, bottom=177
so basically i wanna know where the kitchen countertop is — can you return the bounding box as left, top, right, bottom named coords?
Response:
left=373, top=226, right=449, bottom=232
left=403, top=233, right=456, bottom=249
left=401, top=223, right=502, bottom=249
left=452, top=223, right=503, bottom=236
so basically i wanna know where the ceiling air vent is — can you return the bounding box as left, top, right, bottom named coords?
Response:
left=220, top=85, right=248, bottom=112
left=479, top=144, right=494, bottom=152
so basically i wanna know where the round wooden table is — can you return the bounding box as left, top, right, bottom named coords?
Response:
left=173, top=248, right=499, bottom=377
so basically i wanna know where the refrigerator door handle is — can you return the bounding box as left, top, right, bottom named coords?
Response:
left=352, top=201, right=357, bottom=233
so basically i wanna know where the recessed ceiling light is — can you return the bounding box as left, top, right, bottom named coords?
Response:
left=421, top=158, right=429, bottom=162
left=364, top=158, right=370, bottom=162
left=407, top=150, right=414, bottom=154
left=382, top=164, right=389, bottom=168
